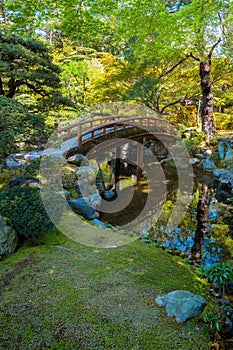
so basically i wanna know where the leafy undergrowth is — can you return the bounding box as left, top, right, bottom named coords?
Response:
left=0, top=168, right=15, bottom=190
left=0, top=231, right=212, bottom=350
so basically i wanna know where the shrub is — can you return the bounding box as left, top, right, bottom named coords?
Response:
left=204, top=262, right=233, bottom=298
left=62, top=167, right=77, bottom=190
left=180, top=131, right=205, bottom=156
left=0, top=96, right=51, bottom=161
left=17, top=158, right=41, bottom=178
left=0, top=187, right=61, bottom=239
left=214, top=112, right=233, bottom=131
left=201, top=263, right=233, bottom=339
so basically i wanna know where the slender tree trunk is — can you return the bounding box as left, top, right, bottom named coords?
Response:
left=0, top=77, right=5, bottom=96
left=83, top=74, right=86, bottom=104
left=200, top=61, right=216, bottom=142
left=0, top=0, right=7, bottom=25
left=191, top=184, right=211, bottom=265
left=49, top=30, right=53, bottom=44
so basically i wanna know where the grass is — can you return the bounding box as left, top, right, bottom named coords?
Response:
left=0, top=231, right=213, bottom=350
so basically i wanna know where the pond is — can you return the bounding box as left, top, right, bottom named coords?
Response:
left=99, top=163, right=233, bottom=268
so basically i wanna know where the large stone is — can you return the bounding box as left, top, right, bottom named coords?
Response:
left=86, top=193, right=102, bottom=209
left=103, top=190, right=115, bottom=199
left=214, top=169, right=233, bottom=188
left=202, top=153, right=216, bottom=172
left=8, top=177, right=41, bottom=189
left=6, top=152, right=42, bottom=167
left=218, top=140, right=225, bottom=160
left=155, top=290, right=207, bottom=323
left=57, top=190, right=72, bottom=200
left=218, top=138, right=233, bottom=160
left=0, top=215, right=18, bottom=256
left=5, top=155, right=26, bottom=168
left=144, top=139, right=169, bottom=159
left=75, top=166, right=97, bottom=183
left=92, top=218, right=108, bottom=229
left=189, top=158, right=201, bottom=166
left=68, top=198, right=99, bottom=220
left=23, top=151, right=42, bottom=161
left=75, top=167, right=98, bottom=196
left=225, top=144, right=233, bottom=159
left=76, top=179, right=89, bottom=196
left=67, top=154, right=89, bottom=166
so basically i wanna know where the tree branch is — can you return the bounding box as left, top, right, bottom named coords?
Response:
left=155, top=87, right=164, bottom=114
left=160, top=99, right=184, bottom=114
left=190, top=52, right=201, bottom=62
left=159, top=53, right=193, bottom=78
left=134, top=97, right=158, bottom=113
left=208, top=37, right=221, bottom=59
left=24, top=81, right=47, bottom=96
left=218, top=11, right=225, bottom=35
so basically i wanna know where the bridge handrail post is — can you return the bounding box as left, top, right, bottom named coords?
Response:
left=58, top=115, right=176, bottom=145
left=54, top=120, right=59, bottom=132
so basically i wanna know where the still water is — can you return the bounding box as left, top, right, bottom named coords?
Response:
left=100, top=166, right=233, bottom=268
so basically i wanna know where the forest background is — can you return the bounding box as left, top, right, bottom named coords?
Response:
left=1, top=0, right=233, bottom=161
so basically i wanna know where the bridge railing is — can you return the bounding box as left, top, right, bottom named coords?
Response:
left=57, top=115, right=176, bottom=146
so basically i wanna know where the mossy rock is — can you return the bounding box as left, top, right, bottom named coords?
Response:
left=0, top=215, right=18, bottom=256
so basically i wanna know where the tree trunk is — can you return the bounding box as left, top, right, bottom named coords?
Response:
left=6, top=78, right=18, bottom=98
left=191, top=184, right=211, bottom=265
left=0, top=0, right=7, bottom=25
left=200, top=61, right=216, bottom=142
left=0, top=77, right=4, bottom=96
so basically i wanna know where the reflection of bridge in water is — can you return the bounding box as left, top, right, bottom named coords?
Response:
left=99, top=177, right=169, bottom=235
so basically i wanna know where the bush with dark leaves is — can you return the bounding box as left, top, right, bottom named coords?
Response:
left=0, top=187, right=63, bottom=239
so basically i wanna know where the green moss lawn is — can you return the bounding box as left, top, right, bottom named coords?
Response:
left=0, top=231, right=214, bottom=350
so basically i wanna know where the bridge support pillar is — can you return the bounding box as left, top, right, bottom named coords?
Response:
left=114, top=146, right=121, bottom=190
left=136, top=141, right=144, bottom=182
left=78, top=125, right=82, bottom=147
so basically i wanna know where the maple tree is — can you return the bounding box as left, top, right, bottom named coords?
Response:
left=116, top=0, right=233, bottom=140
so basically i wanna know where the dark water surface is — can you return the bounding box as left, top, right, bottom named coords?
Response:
left=100, top=167, right=233, bottom=267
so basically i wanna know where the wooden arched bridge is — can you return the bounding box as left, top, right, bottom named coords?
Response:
left=55, top=114, right=177, bottom=183
left=55, top=115, right=177, bottom=152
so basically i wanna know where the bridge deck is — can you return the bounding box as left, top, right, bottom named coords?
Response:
left=57, top=115, right=177, bottom=149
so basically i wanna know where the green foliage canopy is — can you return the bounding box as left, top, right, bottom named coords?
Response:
left=1, top=1, right=233, bottom=135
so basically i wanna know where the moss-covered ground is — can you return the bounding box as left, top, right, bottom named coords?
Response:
left=0, top=231, right=214, bottom=350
